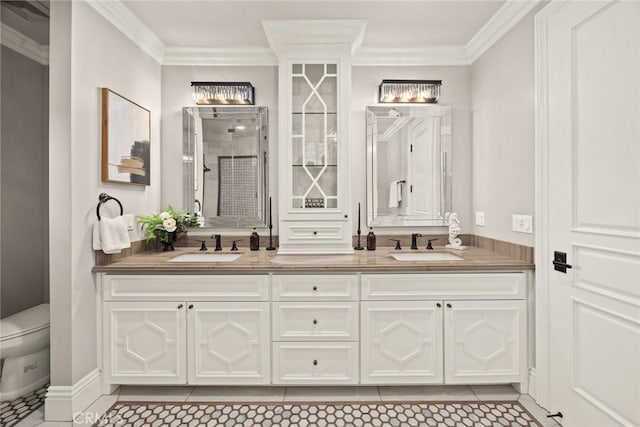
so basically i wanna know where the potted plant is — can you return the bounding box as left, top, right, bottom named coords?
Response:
left=137, top=206, right=203, bottom=251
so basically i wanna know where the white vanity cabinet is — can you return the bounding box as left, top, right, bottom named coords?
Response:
left=100, top=275, right=270, bottom=387
left=98, top=270, right=529, bottom=389
left=360, top=273, right=528, bottom=386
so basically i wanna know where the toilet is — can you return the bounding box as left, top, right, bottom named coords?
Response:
left=0, top=303, right=50, bottom=401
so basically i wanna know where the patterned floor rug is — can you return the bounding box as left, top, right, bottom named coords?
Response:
left=0, top=384, right=48, bottom=427
left=94, top=401, right=542, bottom=426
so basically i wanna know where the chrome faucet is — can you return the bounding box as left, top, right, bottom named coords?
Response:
left=411, top=233, right=422, bottom=250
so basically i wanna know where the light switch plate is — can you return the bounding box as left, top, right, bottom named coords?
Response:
left=512, top=214, right=533, bottom=234
left=475, top=211, right=485, bottom=226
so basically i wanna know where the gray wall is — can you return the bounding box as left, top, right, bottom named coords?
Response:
left=470, top=6, right=545, bottom=246
left=1, top=45, right=49, bottom=318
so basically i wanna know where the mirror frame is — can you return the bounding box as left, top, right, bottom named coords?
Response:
left=182, top=106, right=269, bottom=228
left=366, top=104, right=452, bottom=227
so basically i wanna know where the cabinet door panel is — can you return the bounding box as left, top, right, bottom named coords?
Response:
left=361, top=301, right=443, bottom=384
left=188, top=302, right=270, bottom=384
left=444, top=300, right=526, bottom=384
left=103, top=302, right=186, bottom=384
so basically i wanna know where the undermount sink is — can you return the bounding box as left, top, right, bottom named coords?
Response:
left=390, top=252, right=464, bottom=262
left=168, top=253, right=241, bottom=263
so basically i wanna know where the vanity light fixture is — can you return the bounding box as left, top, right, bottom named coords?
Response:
left=378, top=79, right=442, bottom=104
left=191, top=82, right=255, bottom=105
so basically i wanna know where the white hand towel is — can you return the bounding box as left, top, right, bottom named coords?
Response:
left=98, top=216, right=131, bottom=254
left=92, top=222, right=102, bottom=250
left=388, top=180, right=403, bottom=208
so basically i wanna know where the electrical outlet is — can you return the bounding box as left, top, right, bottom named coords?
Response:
left=475, top=211, right=485, bottom=226
left=123, top=214, right=136, bottom=231
left=512, top=214, right=533, bottom=234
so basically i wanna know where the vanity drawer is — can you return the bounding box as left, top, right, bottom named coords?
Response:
left=272, top=275, right=359, bottom=301
left=272, top=302, right=359, bottom=341
left=101, top=275, right=269, bottom=301
left=272, top=342, right=359, bottom=384
left=285, top=223, right=346, bottom=241
left=361, top=273, right=526, bottom=300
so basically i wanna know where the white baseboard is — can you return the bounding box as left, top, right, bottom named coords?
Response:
left=44, top=369, right=101, bottom=421
left=528, top=367, right=537, bottom=399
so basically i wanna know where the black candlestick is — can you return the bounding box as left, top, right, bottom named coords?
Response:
left=354, top=202, right=364, bottom=250
left=266, top=196, right=276, bottom=250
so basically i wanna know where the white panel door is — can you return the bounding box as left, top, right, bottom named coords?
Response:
left=188, top=302, right=270, bottom=384
left=103, top=302, right=186, bottom=384
left=361, top=301, right=443, bottom=384
left=444, top=300, right=525, bottom=384
left=538, top=2, right=640, bottom=425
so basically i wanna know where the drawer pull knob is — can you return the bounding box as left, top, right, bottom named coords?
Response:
left=313, top=286, right=318, bottom=291
left=446, top=303, right=452, bottom=308
left=188, top=304, right=194, bottom=309
left=313, top=231, right=318, bottom=235
left=313, top=319, right=318, bottom=325
left=313, top=360, right=318, bottom=366
left=436, top=303, right=441, bottom=308
left=177, top=304, right=184, bottom=309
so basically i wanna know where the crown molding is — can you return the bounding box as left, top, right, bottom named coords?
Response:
left=1, top=23, right=49, bottom=65
left=354, top=46, right=469, bottom=66
left=86, top=0, right=165, bottom=64
left=163, top=46, right=277, bottom=66
left=263, top=20, right=367, bottom=56
left=466, top=0, right=540, bottom=64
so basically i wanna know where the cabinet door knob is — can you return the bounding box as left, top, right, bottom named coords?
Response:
left=344, top=214, right=348, bottom=219
left=313, top=360, right=318, bottom=366
left=446, top=303, right=452, bottom=308
left=188, top=304, right=194, bottom=309
left=313, top=319, right=318, bottom=325
left=436, top=303, right=442, bottom=308
left=177, top=304, right=184, bottom=309
left=312, top=286, right=318, bottom=291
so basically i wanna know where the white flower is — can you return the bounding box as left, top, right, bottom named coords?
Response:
left=163, top=218, right=177, bottom=232
left=159, top=211, right=172, bottom=220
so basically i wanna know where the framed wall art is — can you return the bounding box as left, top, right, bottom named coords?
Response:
left=101, top=88, right=151, bottom=185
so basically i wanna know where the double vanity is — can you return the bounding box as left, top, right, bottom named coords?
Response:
left=94, top=247, right=533, bottom=393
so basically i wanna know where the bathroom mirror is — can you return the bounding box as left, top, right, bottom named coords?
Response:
left=366, top=105, right=451, bottom=227
left=183, top=106, right=268, bottom=228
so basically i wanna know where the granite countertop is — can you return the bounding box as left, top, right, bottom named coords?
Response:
left=93, top=246, right=534, bottom=274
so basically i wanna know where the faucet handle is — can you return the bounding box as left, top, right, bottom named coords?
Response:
left=426, top=238, right=439, bottom=250
left=230, top=240, right=242, bottom=251
left=389, top=239, right=402, bottom=250
left=196, top=240, right=208, bottom=251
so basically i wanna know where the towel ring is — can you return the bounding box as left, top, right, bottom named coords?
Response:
left=96, top=193, right=123, bottom=221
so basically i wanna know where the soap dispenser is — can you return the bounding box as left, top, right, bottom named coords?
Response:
left=250, top=228, right=260, bottom=251
left=366, top=227, right=376, bottom=251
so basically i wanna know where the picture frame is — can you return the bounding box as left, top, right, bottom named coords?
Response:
left=101, top=88, right=151, bottom=185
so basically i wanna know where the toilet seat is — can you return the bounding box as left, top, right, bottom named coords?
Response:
left=0, top=304, right=50, bottom=343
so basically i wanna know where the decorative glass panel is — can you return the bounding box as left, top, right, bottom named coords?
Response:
left=291, top=63, right=339, bottom=209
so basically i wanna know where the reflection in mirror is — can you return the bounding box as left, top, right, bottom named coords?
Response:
left=183, top=106, right=268, bottom=228
left=366, top=105, right=451, bottom=227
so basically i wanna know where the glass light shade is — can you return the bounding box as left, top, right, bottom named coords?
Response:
left=378, top=80, right=442, bottom=104
left=191, top=82, right=255, bottom=105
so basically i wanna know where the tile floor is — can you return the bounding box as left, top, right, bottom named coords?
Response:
left=15, top=385, right=559, bottom=426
